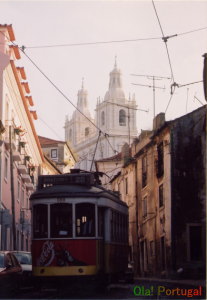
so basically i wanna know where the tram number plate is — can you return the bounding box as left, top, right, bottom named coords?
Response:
left=57, top=197, right=66, bottom=203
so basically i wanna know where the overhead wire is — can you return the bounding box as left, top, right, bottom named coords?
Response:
left=90, top=130, right=102, bottom=171
left=152, top=0, right=175, bottom=83
left=12, top=26, right=207, bottom=50
left=194, top=95, right=205, bottom=106
left=177, top=26, right=207, bottom=37
left=1, top=21, right=206, bottom=156
left=25, top=36, right=162, bottom=49
left=20, top=52, right=120, bottom=156
left=0, top=29, right=120, bottom=156
left=165, top=92, right=175, bottom=113
left=38, top=117, right=63, bottom=141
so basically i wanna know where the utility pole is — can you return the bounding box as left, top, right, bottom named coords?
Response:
left=131, top=74, right=170, bottom=118
left=9, top=125, right=16, bottom=250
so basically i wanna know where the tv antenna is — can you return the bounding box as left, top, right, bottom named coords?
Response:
left=131, top=74, right=171, bottom=118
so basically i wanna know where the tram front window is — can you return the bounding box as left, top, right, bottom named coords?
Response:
left=33, top=204, right=48, bottom=238
left=50, top=203, right=72, bottom=238
left=76, top=203, right=95, bottom=237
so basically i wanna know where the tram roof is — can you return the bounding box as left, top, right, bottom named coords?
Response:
left=29, top=184, right=127, bottom=207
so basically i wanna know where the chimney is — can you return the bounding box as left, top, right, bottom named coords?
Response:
left=153, top=113, right=165, bottom=131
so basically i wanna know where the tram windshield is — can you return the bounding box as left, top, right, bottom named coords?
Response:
left=50, top=203, right=72, bottom=238
left=33, top=204, right=48, bottom=238
left=76, top=203, right=95, bottom=237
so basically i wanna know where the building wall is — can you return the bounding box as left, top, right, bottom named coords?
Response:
left=0, top=25, right=43, bottom=251
left=110, top=158, right=138, bottom=273
left=133, top=127, right=171, bottom=277
left=170, top=106, right=206, bottom=278
left=108, top=107, right=206, bottom=279
left=40, top=141, right=76, bottom=174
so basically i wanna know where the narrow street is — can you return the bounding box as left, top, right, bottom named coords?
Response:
left=7, top=278, right=206, bottom=300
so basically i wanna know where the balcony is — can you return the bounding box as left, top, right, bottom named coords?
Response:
left=17, top=164, right=27, bottom=175
left=13, top=151, right=21, bottom=162
left=4, top=137, right=16, bottom=151
left=21, top=174, right=31, bottom=183
left=25, top=182, right=34, bottom=191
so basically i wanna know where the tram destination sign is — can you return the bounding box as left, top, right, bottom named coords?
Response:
left=38, top=173, right=95, bottom=189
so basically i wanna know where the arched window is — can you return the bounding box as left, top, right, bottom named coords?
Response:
left=119, top=109, right=126, bottom=126
left=101, top=111, right=105, bottom=126
left=85, top=127, right=89, bottom=137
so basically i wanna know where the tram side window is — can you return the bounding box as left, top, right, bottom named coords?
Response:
left=50, top=203, right=72, bottom=238
left=33, top=204, right=48, bottom=238
left=110, top=211, right=128, bottom=243
left=98, top=207, right=104, bottom=237
left=76, top=203, right=95, bottom=237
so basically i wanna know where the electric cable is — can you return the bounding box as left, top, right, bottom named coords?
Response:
left=25, top=36, right=162, bottom=49
left=152, top=0, right=175, bottom=83
left=0, top=28, right=119, bottom=157
left=13, top=26, right=207, bottom=50
left=90, top=130, right=102, bottom=171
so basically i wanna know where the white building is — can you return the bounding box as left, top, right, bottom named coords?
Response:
left=65, top=60, right=137, bottom=171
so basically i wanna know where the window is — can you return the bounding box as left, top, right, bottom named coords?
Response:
left=51, top=149, right=57, bottom=159
left=17, top=230, right=20, bottom=250
left=156, top=142, right=164, bottom=178
left=160, top=236, right=166, bottom=270
left=119, top=109, right=126, bottom=126
left=50, top=203, right=72, bottom=238
left=101, top=111, right=105, bottom=126
left=76, top=203, right=95, bottom=237
left=21, top=188, right=24, bottom=208
left=26, top=196, right=29, bottom=210
left=188, top=224, right=202, bottom=261
left=98, top=207, right=104, bottom=237
left=85, top=127, right=89, bottom=137
left=142, top=196, right=147, bottom=219
left=159, top=184, right=164, bottom=207
left=142, top=155, right=147, bottom=188
left=125, top=178, right=128, bottom=195
left=33, top=204, right=48, bottom=238
left=4, top=156, right=8, bottom=180
left=150, top=240, right=155, bottom=256
left=5, top=101, right=9, bottom=123
left=17, top=181, right=20, bottom=201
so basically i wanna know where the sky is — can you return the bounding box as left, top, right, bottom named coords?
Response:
left=0, top=0, right=207, bottom=141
